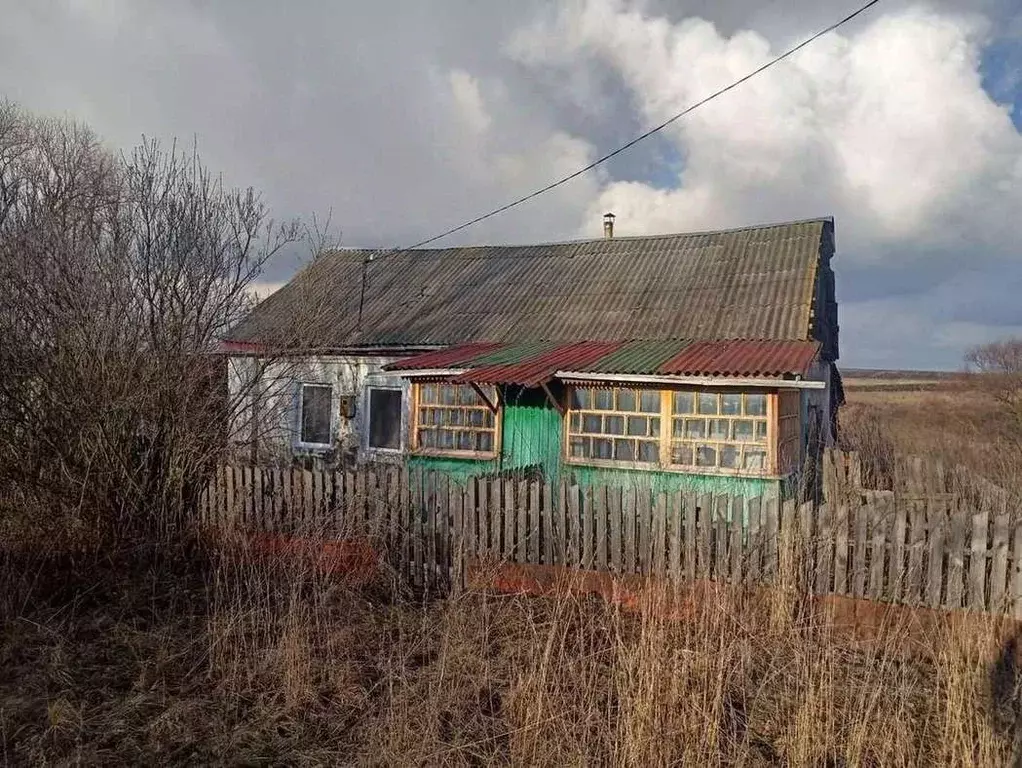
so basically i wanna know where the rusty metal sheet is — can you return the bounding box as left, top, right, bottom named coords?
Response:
left=657, top=340, right=820, bottom=378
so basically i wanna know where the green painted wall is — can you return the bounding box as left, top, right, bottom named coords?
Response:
left=565, top=464, right=783, bottom=500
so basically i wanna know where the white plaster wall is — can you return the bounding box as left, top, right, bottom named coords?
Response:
left=226, top=354, right=409, bottom=466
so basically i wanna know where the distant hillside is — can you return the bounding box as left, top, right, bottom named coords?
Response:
left=841, top=368, right=960, bottom=380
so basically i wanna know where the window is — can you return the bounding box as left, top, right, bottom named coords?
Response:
left=414, top=383, right=497, bottom=456
left=777, top=390, right=801, bottom=473
left=299, top=383, right=332, bottom=446
left=670, top=391, right=768, bottom=472
left=566, top=386, right=660, bottom=464
left=368, top=388, right=402, bottom=450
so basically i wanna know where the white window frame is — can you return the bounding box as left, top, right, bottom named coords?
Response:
left=365, top=385, right=404, bottom=454
left=294, top=382, right=335, bottom=450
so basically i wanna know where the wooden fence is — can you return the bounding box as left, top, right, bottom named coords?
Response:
left=199, top=452, right=1022, bottom=616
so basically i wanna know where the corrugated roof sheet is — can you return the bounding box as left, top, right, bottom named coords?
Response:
left=385, top=339, right=820, bottom=384
left=230, top=218, right=835, bottom=350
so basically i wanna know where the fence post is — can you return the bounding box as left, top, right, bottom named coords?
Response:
left=969, top=504, right=989, bottom=611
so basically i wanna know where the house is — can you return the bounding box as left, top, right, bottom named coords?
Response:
left=223, top=216, right=841, bottom=499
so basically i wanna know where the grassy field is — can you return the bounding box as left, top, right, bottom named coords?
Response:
left=2, top=376, right=1021, bottom=765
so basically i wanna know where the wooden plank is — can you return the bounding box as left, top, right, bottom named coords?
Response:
left=714, top=496, right=729, bottom=580
left=412, top=471, right=425, bottom=588
left=451, top=479, right=464, bottom=591
left=969, top=506, right=989, bottom=611
left=529, top=481, right=541, bottom=566
left=669, top=492, right=683, bottom=583
left=609, top=486, right=623, bottom=574
left=653, top=492, right=668, bottom=576
left=747, top=497, right=762, bottom=582
left=1012, top=522, right=1022, bottom=619
left=851, top=504, right=868, bottom=599
left=764, top=498, right=779, bottom=581
left=542, top=483, right=553, bottom=566
left=583, top=486, right=597, bottom=571
left=833, top=504, right=849, bottom=595
left=884, top=499, right=905, bottom=603
left=490, top=477, right=503, bottom=561
left=623, top=488, right=637, bottom=574
left=990, top=505, right=1010, bottom=612
left=638, top=491, right=651, bottom=574
left=781, top=500, right=798, bottom=587
left=557, top=480, right=569, bottom=564
left=478, top=478, right=490, bottom=558
left=926, top=497, right=946, bottom=609
left=906, top=497, right=925, bottom=605
left=465, top=478, right=478, bottom=564
left=684, top=492, right=697, bottom=582
left=595, top=485, right=608, bottom=572
left=347, top=470, right=359, bottom=535
left=815, top=501, right=832, bottom=595
left=223, top=466, right=235, bottom=526
left=946, top=501, right=966, bottom=610
left=729, top=496, right=743, bottom=584
left=438, top=473, right=451, bottom=587
left=517, top=479, right=528, bottom=564
left=868, top=498, right=887, bottom=600
left=252, top=467, right=265, bottom=531
left=399, top=468, right=411, bottom=576
left=570, top=484, right=583, bottom=568
left=503, top=479, right=515, bottom=562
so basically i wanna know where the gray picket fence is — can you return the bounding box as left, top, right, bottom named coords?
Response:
left=198, top=455, right=1022, bottom=615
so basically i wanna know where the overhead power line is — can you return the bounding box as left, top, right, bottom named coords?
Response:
left=401, top=0, right=881, bottom=251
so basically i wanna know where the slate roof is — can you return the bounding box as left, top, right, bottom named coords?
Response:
left=385, top=339, right=821, bottom=387
left=229, top=217, right=835, bottom=352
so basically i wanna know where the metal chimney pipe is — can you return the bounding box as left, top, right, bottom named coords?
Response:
left=603, top=212, right=615, bottom=239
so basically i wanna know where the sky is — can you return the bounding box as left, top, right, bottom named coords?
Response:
left=1, top=0, right=1021, bottom=371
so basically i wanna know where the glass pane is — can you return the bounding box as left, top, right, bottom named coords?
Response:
left=627, top=416, right=647, bottom=436
left=756, top=421, right=768, bottom=441
left=569, top=437, right=586, bottom=458
left=744, top=448, right=766, bottom=470
left=430, top=408, right=442, bottom=426
left=697, top=393, right=718, bottom=414
left=419, top=428, right=436, bottom=448
left=583, top=414, right=602, bottom=434
left=439, top=429, right=455, bottom=449
left=483, top=410, right=494, bottom=428
left=368, top=388, right=402, bottom=450
left=420, top=384, right=437, bottom=404
left=300, top=385, right=332, bottom=444
left=672, top=419, right=685, bottom=438
left=593, top=438, right=613, bottom=459
left=572, top=388, right=591, bottom=409
left=439, top=385, right=457, bottom=405
left=684, top=419, right=705, bottom=439
left=594, top=390, right=614, bottom=410
left=696, top=445, right=717, bottom=467
left=616, top=389, right=635, bottom=412
left=639, top=390, right=660, bottom=413
left=477, top=431, right=494, bottom=453
left=604, top=415, right=624, bottom=435
left=638, top=441, right=658, bottom=463
left=570, top=413, right=580, bottom=432
left=746, top=394, right=767, bottom=416
left=733, top=420, right=754, bottom=442
left=469, top=409, right=485, bottom=427
left=709, top=419, right=729, bottom=440
left=440, top=409, right=452, bottom=426
left=456, top=385, right=474, bottom=406
left=722, top=394, right=742, bottom=415
left=449, top=409, right=464, bottom=426
left=650, top=417, right=660, bottom=438
left=720, top=445, right=740, bottom=469
left=673, top=391, right=694, bottom=414
left=614, top=439, right=634, bottom=461
left=672, top=443, right=694, bottom=465
left=457, top=431, right=473, bottom=451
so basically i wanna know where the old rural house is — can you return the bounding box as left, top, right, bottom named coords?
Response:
left=224, top=216, right=841, bottom=499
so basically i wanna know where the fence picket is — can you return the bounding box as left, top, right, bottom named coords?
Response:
left=568, top=484, right=581, bottom=567
left=926, top=497, right=946, bottom=608
left=729, top=497, right=743, bottom=584
left=815, top=501, right=832, bottom=595
left=683, top=492, right=697, bottom=581
left=969, top=506, right=989, bottom=611
left=714, top=496, right=729, bottom=580
left=503, top=479, right=515, bottom=562
left=852, top=505, right=868, bottom=599
left=764, top=498, right=779, bottom=581
left=517, top=479, right=529, bottom=565
left=747, top=497, right=761, bottom=582
left=609, top=486, right=623, bottom=574
left=595, top=485, right=608, bottom=572
left=623, top=488, right=637, bottom=574
left=654, top=492, right=668, bottom=576
left=583, top=486, right=596, bottom=570
left=868, top=499, right=887, bottom=600
left=670, top=492, right=683, bottom=583
left=542, top=482, right=553, bottom=566
left=946, top=498, right=966, bottom=610
left=833, top=503, right=849, bottom=595
left=991, top=505, right=1010, bottom=611
left=529, top=481, right=541, bottom=566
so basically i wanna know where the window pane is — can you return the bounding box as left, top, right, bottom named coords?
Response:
left=605, top=415, right=625, bottom=435
left=483, top=410, right=494, bottom=428
left=300, top=385, right=332, bottom=444
left=570, top=413, right=580, bottom=432
left=639, top=390, right=660, bottom=413
left=638, top=441, right=658, bottom=463
left=439, top=385, right=457, bottom=405
left=673, top=391, right=694, bottom=414
left=449, top=409, right=464, bottom=426
left=572, top=388, right=591, bottom=409
left=583, top=414, right=602, bottom=433
left=469, top=409, right=485, bottom=427
left=594, top=390, right=614, bottom=410
left=421, top=384, right=437, bottom=404
left=746, top=394, right=767, bottom=416
left=457, top=385, right=476, bottom=406
left=720, top=445, right=740, bottom=469
left=430, top=408, right=442, bottom=425
left=368, top=389, right=402, bottom=450
left=672, top=419, right=685, bottom=438
left=440, top=409, right=452, bottom=426
left=457, top=431, right=473, bottom=451
left=614, top=439, right=634, bottom=461
left=420, top=428, right=436, bottom=448
left=685, top=419, right=705, bottom=439
left=672, top=444, right=694, bottom=465
left=616, top=389, right=635, bottom=412
left=733, top=421, right=755, bottom=442
left=650, top=417, right=660, bottom=438
left=722, top=394, right=742, bottom=415
left=696, top=445, right=717, bottom=467
left=477, top=431, right=494, bottom=453
left=569, top=437, right=587, bottom=458
left=593, top=438, right=613, bottom=459
left=744, top=448, right=766, bottom=470
left=697, top=393, right=718, bottom=414
left=627, top=416, right=647, bottom=436
left=709, top=419, right=729, bottom=440
left=439, top=430, right=455, bottom=449
left=756, top=421, right=768, bottom=442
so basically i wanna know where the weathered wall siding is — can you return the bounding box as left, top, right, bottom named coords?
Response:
left=566, top=464, right=783, bottom=499
left=407, top=454, right=495, bottom=482
left=501, top=393, right=562, bottom=476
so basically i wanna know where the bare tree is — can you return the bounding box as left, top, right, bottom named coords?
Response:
left=0, top=102, right=329, bottom=550
left=965, top=337, right=1022, bottom=439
